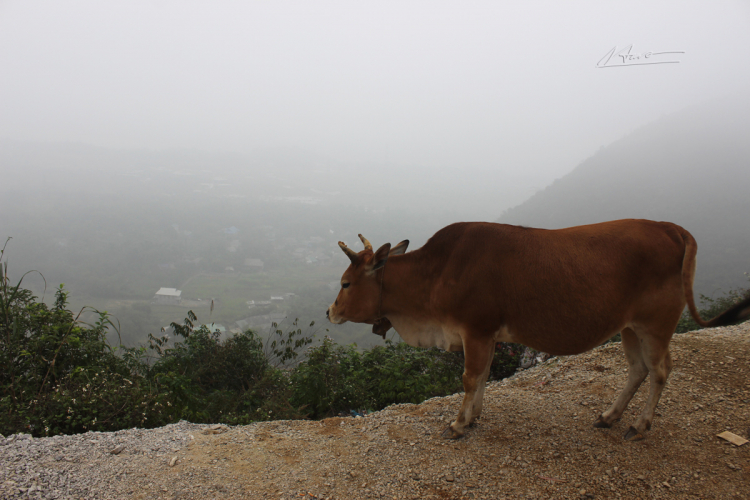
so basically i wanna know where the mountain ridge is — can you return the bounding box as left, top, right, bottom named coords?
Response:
left=498, top=94, right=750, bottom=297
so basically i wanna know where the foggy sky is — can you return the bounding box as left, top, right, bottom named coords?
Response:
left=1, top=1, right=749, bottom=185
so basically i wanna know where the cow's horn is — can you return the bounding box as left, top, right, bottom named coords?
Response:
left=338, top=241, right=358, bottom=262
left=358, top=234, right=373, bottom=251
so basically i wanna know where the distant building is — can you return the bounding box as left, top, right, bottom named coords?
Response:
left=244, top=258, right=264, bottom=270
left=154, top=287, right=182, bottom=304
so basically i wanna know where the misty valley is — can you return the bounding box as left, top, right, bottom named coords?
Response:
left=2, top=161, right=439, bottom=349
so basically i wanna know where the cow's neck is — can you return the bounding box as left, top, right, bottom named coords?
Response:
left=378, top=252, right=456, bottom=349
left=379, top=252, right=431, bottom=317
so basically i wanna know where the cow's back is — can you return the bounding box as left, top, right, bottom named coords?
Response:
left=420, top=220, right=688, bottom=355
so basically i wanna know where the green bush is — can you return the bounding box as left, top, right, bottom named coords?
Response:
left=290, top=337, right=523, bottom=419
left=1, top=242, right=171, bottom=436
left=490, top=343, right=524, bottom=380
left=16, top=365, right=175, bottom=436
left=146, top=314, right=311, bottom=425
left=289, top=337, right=366, bottom=418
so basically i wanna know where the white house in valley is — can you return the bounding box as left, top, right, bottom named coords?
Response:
left=154, top=287, right=182, bottom=304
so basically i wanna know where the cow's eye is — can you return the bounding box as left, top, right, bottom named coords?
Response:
left=342, top=283, right=350, bottom=289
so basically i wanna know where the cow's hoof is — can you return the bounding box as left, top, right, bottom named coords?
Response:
left=593, top=416, right=612, bottom=429
left=623, top=426, right=644, bottom=441
left=441, top=426, right=464, bottom=440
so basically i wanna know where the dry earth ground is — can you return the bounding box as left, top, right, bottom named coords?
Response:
left=12, top=324, right=750, bottom=499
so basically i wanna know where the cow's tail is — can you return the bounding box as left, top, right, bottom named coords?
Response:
left=681, top=229, right=750, bottom=328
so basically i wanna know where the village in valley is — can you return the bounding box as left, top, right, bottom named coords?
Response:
left=140, top=194, right=373, bottom=343
left=153, top=285, right=296, bottom=335
left=102, top=162, right=426, bottom=347
left=5, top=158, right=419, bottom=349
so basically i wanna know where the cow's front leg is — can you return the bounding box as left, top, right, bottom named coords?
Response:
left=443, top=336, right=495, bottom=439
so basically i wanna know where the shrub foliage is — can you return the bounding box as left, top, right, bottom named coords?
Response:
left=0, top=254, right=174, bottom=435
left=290, top=336, right=521, bottom=419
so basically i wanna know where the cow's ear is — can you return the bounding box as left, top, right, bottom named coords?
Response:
left=370, top=243, right=392, bottom=271
left=389, top=240, right=409, bottom=256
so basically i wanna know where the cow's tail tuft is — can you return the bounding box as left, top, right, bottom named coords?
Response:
left=681, top=229, right=750, bottom=328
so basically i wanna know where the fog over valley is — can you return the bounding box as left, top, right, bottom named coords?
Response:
left=2, top=1, right=749, bottom=348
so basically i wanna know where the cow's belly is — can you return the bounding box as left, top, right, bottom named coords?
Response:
left=388, top=316, right=463, bottom=351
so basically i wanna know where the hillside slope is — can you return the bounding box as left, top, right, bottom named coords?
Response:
left=3, top=323, right=748, bottom=499
left=498, top=95, right=750, bottom=297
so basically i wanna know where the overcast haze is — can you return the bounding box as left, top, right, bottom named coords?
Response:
left=2, top=1, right=750, bottom=186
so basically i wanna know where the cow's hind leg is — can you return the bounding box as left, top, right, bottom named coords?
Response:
left=623, top=331, right=674, bottom=441
left=443, top=336, right=494, bottom=439
left=594, top=328, right=648, bottom=429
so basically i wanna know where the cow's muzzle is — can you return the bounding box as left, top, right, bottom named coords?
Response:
left=326, top=305, right=346, bottom=324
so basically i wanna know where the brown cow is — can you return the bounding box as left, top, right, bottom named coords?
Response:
left=326, top=220, right=750, bottom=440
